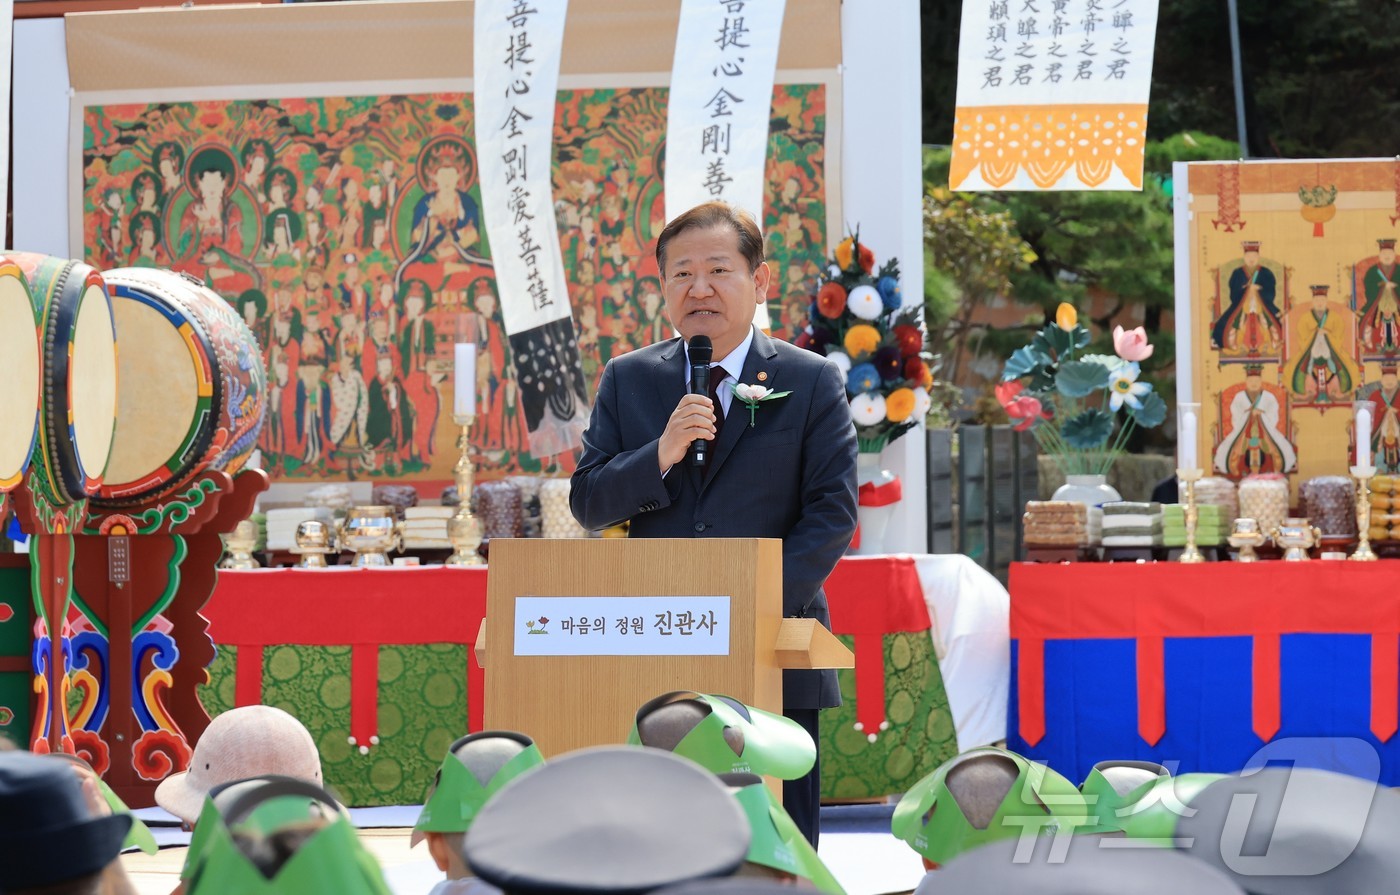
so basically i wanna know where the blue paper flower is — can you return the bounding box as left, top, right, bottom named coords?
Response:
left=847, top=362, right=881, bottom=395
left=877, top=276, right=902, bottom=311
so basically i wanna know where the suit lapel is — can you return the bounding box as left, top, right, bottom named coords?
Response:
left=701, top=329, right=780, bottom=495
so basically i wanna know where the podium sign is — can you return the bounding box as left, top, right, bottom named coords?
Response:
left=512, top=596, right=731, bottom=657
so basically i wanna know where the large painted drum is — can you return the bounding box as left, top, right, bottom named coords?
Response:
left=93, top=268, right=266, bottom=507
left=0, top=259, right=41, bottom=493
left=10, top=253, right=119, bottom=505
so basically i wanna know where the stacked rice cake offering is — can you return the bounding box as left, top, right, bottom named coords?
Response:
left=1101, top=501, right=1162, bottom=547
left=265, top=506, right=335, bottom=551
left=1194, top=476, right=1239, bottom=523
left=1369, top=475, right=1400, bottom=542
left=1163, top=504, right=1227, bottom=547
left=1023, top=501, right=1097, bottom=547
left=403, top=505, right=455, bottom=550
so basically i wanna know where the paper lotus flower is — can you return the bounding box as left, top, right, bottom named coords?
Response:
left=844, top=324, right=881, bottom=358
left=734, top=383, right=773, bottom=402
left=894, top=324, right=923, bottom=357
left=816, top=282, right=847, bottom=319
left=912, top=386, right=932, bottom=420
left=846, top=285, right=884, bottom=320
left=1055, top=302, right=1078, bottom=332
left=1108, top=363, right=1152, bottom=411
left=885, top=387, right=916, bottom=423
left=878, top=276, right=902, bottom=311
left=1112, top=325, right=1155, bottom=362
left=826, top=350, right=853, bottom=375
left=850, top=392, right=887, bottom=427
left=847, top=362, right=881, bottom=395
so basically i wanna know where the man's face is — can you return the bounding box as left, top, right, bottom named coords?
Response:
left=198, top=170, right=225, bottom=200
left=307, top=270, right=323, bottom=290
left=1246, top=374, right=1263, bottom=395
left=1385, top=372, right=1398, bottom=391
left=1382, top=248, right=1396, bottom=266
left=1312, top=293, right=1328, bottom=312
left=661, top=224, right=769, bottom=357
left=1243, top=250, right=1260, bottom=268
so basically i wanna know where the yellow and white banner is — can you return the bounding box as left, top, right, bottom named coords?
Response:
left=475, top=0, right=589, bottom=456
left=951, top=0, right=1159, bottom=191
left=666, top=0, right=786, bottom=328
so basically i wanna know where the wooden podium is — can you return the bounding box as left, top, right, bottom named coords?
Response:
left=476, top=538, right=853, bottom=757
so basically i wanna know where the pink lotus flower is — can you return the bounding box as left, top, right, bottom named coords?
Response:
left=995, top=381, right=1050, bottom=432
left=1113, top=325, right=1155, bottom=362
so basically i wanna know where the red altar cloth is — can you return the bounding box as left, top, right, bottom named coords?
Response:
left=205, top=556, right=931, bottom=744
left=205, top=567, right=488, bottom=747
left=1010, top=562, right=1400, bottom=748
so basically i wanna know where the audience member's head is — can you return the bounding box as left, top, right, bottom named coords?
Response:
left=44, top=751, right=159, bottom=854
left=412, top=731, right=545, bottom=884
left=156, top=705, right=322, bottom=824
left=464, top=747, right=749, bottom=895
left=183, top=775, right=390, bottom=895
left=718, top=773, right=844, bottom=893
left=0, top=751, right=132, bottom=894
left=892, top=747, right=1088, bottom=870
left=630, top=692, right=815, bottom=780
left=919, top=835, right=1245, bottom=895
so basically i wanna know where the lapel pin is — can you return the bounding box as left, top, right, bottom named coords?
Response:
left=757, top=371, right=768, bottom=381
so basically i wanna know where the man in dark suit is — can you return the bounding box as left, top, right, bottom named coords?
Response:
left=570, top=202, right=858, bottom=846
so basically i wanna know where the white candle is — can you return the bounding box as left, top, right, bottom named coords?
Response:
left=1357, top=406, right=1373, bottom=468
left=1180, top=411, right=1197, bottom=470
left=455, top=342, right=477, bottom=418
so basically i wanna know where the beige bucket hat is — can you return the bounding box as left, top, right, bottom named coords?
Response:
left=155, top=705, right=322, bottom=824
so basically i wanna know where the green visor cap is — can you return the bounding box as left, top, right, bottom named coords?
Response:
left=1079, top=760, right=1169, bottom=834
left=413, top=731, right=546, bottom=839
left=43, top=751, right=158, bottom=854
left=891, top=747, right=1088, bottom=866
left=628, top=691, right=816, bottom=780
left=181, top=775, right=348, bottom=881
left=1117, top=772, right=1228, bottom=845
left=724, top=774, right=845, bottom=895
left=183, top=778, right=391, bottom=895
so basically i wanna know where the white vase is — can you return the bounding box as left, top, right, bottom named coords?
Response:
left=854, top=452, right=899, bottom=556
left=1052, top=473, right=1122, bottom=509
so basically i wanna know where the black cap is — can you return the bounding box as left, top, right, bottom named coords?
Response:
left=0, top=751, right=132, bottom=890
left=927, top=835, right=1247, bottom=895
left=465, top=747, right=750, bottom=895
left=1176, top=768, right=1400, bottom=894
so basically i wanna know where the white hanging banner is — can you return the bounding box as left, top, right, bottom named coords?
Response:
left=950, top=0, right=1160, bottom=192
left=665, top=0, right=786, bottom=329
left=475, top=0, right=589, bottom=456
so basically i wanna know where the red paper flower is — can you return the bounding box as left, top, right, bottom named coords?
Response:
left=904, top=358, right=933, bottom=389
left=858, top=243, right=875, bottom=274
left=817, top=282, right=847, bottom=319
left=71, top=728, right=111, bottom=777
left=997, top=381, right=1050, bottom=432
left=894, top=324, right=924, bottom=357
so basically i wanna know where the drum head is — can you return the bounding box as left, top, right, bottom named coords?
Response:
left=102, top=291, right=203, bottom=489
left=70, top=278, right=119, bottom=489
left=0, top=266, right=40, bottom=490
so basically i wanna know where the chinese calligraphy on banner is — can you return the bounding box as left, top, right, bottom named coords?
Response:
left=475, top=0, right=590, bottom=457
left=666, top=0, right=787, bottom=328
left=951, top=0, right=1159, bottom=191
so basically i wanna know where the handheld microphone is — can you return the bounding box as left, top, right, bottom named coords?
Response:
left=687, top=335, right=713, bottom=468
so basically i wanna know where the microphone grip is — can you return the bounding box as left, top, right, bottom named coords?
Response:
left=688, top=363, right=711, bottom=468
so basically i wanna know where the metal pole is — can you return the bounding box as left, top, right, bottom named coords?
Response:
left=1226, top=0, right=1250, bottom=157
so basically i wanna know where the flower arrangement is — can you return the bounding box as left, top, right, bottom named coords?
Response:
left=997, top=303, right=1167, bottom=476
left=797, top=231, right=932, bottom=453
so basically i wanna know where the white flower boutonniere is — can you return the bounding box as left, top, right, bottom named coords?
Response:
left=730, top=382, right=792, bottom=427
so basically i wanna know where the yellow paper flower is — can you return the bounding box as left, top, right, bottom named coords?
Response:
left=844, top=324, right=881, bottom=358
left=885, top=388, right=916, bottom=423
left=835, top=237, right=855, bottom=270
left=1055, top=302, right=1078, bottom=332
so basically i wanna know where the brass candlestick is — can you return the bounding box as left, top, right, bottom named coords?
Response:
left=1177, top=467, right=1205, bottom=563
left=446, top=416, right=485, bottom=566
left=1351, top=464, right=1379, bottom=562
